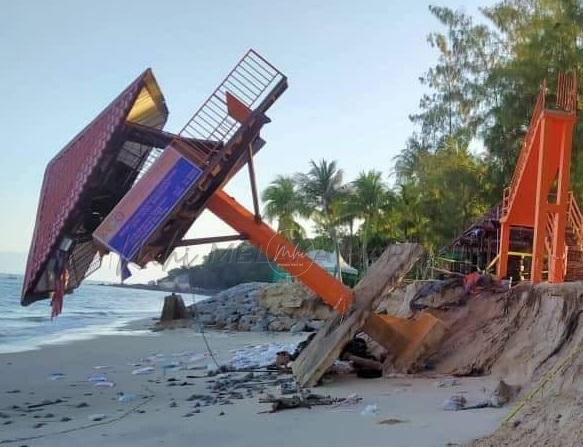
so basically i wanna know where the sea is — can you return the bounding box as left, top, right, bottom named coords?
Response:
left=0, top=273, right=209, bottom=354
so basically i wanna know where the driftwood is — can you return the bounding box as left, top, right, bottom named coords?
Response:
left=342, top=353, right=383, bottom=371
left=259, top=393, right=345, bottom=413
left=292, top=243, right=424, bottom=387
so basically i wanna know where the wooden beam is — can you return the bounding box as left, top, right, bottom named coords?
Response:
left=246, top=143, right=262, bottom=222
left=173, top=234, right=247, bottom=247
left=292, top=243, right=425, bottom=387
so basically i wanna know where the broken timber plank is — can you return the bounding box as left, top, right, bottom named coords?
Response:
left=292, top=243, right=424, bottom=387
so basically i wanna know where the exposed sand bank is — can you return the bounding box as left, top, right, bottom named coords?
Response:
left=0, top=327, right=507, bottom=447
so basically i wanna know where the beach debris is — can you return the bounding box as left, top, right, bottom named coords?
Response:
left=293, top=244, right=429, bottom=388
left=88, top=414, right=106, bottom=421
left=94, top=381, right=115, bottom=388
left=331, top=394, right=363, bottom=408
left=27, top=398, right=64, bottom=409
left=88, top=373, right=109, bottom=383
left=441, top=395, right=467, bottom=411
left=341, top=337, right=383, bottom=379
left=489, top=380, right=521, bottom=407
left=330, top=360, right=354, bottom=375
left=230, top=342, right=298, bottom=370
left=441, top=381, right=521, bottom=412
left=132, top=366, right=155, bottom=375
left=378, top=418, right=409, bottom=425
left=259, top=392, right=354, bottom=413
left=361, top=404, right=380, bottom=416
left=93, top=365, right=112, bottom=370
left=275, top=351, right=292, bottom=371
left=48, top=372, right=66, bottom=381
left=6, top=389, right=21, bottom=394
left=280, top=379, right=298, bottom=395
left=436, top=378, right=461, bottom=388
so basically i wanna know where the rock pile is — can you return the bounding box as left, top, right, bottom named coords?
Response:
left=189, top=282, right=334, bottom=332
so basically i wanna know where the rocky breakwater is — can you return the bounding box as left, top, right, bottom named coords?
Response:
left=190, top=282, right=334, bottom=332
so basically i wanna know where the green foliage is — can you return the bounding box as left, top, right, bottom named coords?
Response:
left=394, top=138, right=489, bottom=251
left=296, top=159, right=346, bottom=278
left=261, top=175, right=306, bottom=242
left=165, top=243, right=273, bottom=290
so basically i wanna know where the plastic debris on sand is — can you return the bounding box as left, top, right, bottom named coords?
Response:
left=229, top=342, right=298, bottom=369
left=132, top=366, right=155, bottom=375
left=361, top=404, right=380, bottom=416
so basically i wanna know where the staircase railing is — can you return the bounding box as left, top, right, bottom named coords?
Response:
left=502, top=81, right=546, bottom=216
left=568, top=192, right=583, bottom=251
left=545, top=212, right=554, bottom=258
left=178, top=49, right=286, bottom=155
left=544, top=212, right=570, bottom=278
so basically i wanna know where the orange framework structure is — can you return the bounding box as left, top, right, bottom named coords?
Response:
left=497, top=73, right=578, bottom=283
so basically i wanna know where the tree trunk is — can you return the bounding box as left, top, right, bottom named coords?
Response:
left=348, top=220, right=354, bottom=266
left=361, top=223, right=369, bottom=274
left=330, top=226, right=343, bottom=283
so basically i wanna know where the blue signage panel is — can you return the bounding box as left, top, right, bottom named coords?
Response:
left=109, top=157, right=202, bottom=261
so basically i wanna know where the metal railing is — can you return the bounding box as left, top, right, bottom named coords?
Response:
left=503, top=73, right=578, bottom=217
left=503, top=81, right=546, bottom=216
left=569, top=192, right=583, bottom=250
left=178, top=49, right=286, bottom=155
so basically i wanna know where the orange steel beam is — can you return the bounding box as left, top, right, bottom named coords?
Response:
left=207, top=190, right=354, bottom=313
left=549, top=114, right=575, bottom=282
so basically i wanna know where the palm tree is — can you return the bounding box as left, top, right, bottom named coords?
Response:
left=334, top=185, right=359, bottom=267
left=261, top=175, right=305, bottom=242
left=296, top=159, right=345, bottom=280
left=351, top=170, right=388, bottom=273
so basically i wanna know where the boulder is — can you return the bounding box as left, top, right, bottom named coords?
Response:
left=258, top=283, right=333, bottom=320
left=237, top=315, right=256, bottom=331
left=186, top=281, right=331, bottom=333
left=290, top=321, right=307, bottom=333
left=268, top=317, right=294, bottom=332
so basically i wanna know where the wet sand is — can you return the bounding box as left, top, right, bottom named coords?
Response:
left=0, top=327, right=508, bottom=447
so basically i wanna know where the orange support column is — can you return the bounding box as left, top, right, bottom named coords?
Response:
left=549, top=115, right=575, bottom=282
left=497, top=221, right=510, bottom=278
left=207, top=190, right=354, bottom=313
left=531, top=118, right=549, bottom=284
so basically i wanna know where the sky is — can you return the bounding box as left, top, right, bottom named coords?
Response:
left=0, top=0, right=492, bottom=281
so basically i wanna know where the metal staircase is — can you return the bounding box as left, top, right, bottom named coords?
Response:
left=497, top=72, right=578, bottom=283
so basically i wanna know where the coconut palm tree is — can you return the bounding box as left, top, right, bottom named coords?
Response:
left=351, top=170, right=389, bottom=273
left=261, top=175, right=305, bottom=242
left=296, top=159, right=345, bottom=280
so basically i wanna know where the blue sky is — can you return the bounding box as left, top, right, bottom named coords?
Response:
left=0, top=0, right=492, bottom=280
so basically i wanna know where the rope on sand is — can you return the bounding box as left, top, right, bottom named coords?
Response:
left=503, top=337, right=583, bottom=424
left=0, top=386, right=155, bottom=445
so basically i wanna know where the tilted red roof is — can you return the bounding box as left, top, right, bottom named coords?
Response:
left=22, top=69, right=167, bottom=305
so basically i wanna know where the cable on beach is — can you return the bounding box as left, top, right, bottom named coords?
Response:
left=0, top=387, right=156, bottom=445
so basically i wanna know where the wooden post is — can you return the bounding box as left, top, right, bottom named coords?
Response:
left=497, top=221, right=510, bottom=279
left=160, top=293, right=189, bottom=322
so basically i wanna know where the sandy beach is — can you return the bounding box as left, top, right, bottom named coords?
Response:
left=0, top=325, right=508, bottom=447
